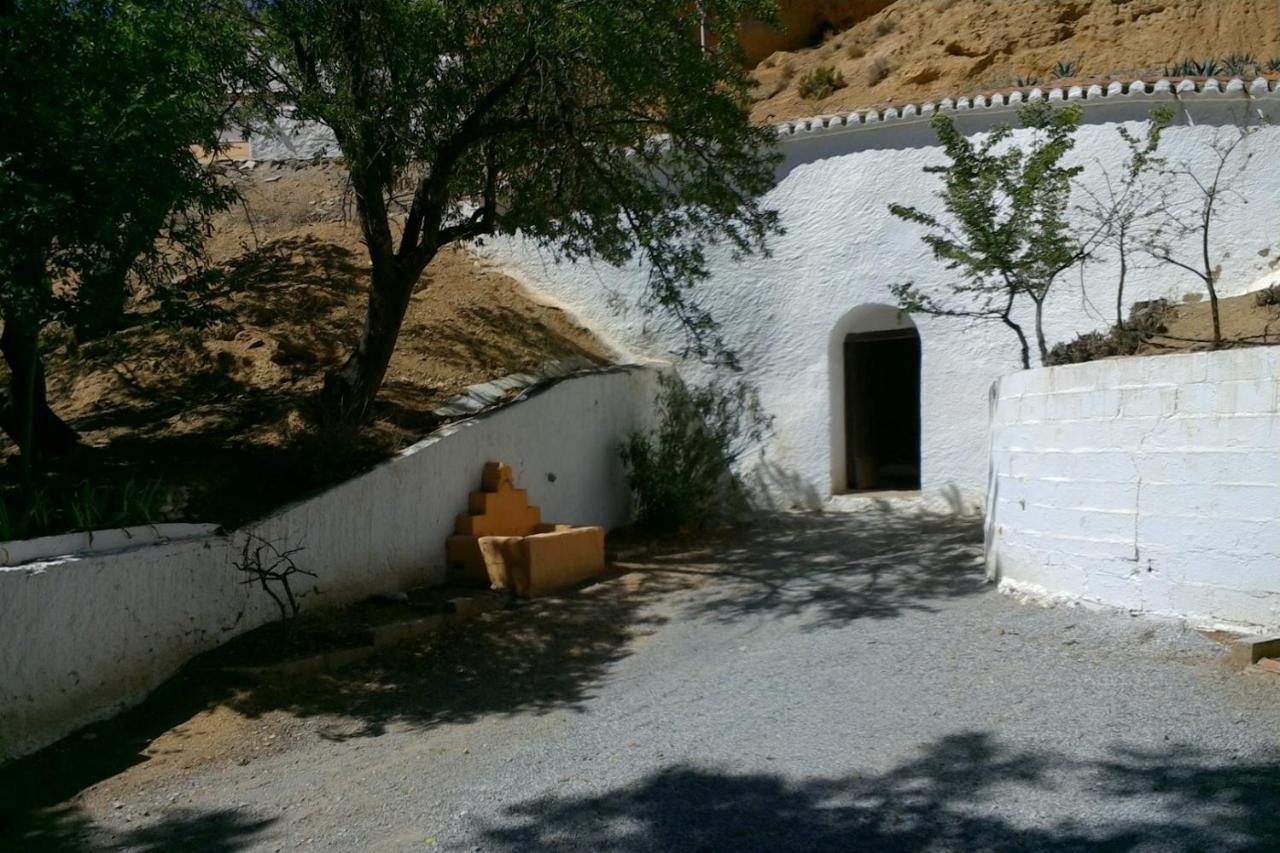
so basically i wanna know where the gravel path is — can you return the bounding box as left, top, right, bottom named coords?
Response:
left=15, top=511, right=1280, bottom=852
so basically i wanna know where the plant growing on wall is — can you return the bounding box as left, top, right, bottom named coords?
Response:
left=238, top=0, right=782, bottom=424
left=620, top=374, right=771, bottom=533
left=889, top=103, right=1089, bottom=369
left=1077, top=107, right=1172, bottom=330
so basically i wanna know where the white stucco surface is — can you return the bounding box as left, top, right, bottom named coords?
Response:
left=985, top=348, right=1280, bottom=632
left=477, top=80, right=1280, bottom=510
left=0, top=368, right=657, bottom=761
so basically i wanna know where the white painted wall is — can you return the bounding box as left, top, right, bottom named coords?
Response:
left=0, top=367, right=657, bottom=761
left=479, top=80, right=1280, bottom=510
left=985, top=348, right=1280, bottom=632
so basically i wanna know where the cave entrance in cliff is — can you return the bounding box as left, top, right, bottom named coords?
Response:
left=839, top=325, right=921, bottom=492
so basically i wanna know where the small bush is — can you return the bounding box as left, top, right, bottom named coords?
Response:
left=1045, top=300, right=1172, bottom=366
left=873, top=18, right=895, bottom=37
left=797, top=65, right=846, bottom=100
left=1267, top=57, right=1280, bottom=73
left=1222, top=52, right=1256, bottom=77
left=0, top=476, right=172, bottom=541
left=619, top=375, right=772, bottom=534
left=1050, top=59, right=1079, bottom=79
left=846, top=44, right=866, bottom=60
left=867, top=56, right=891, bottom=86
left=1255, top=285, right=1280, bottom=307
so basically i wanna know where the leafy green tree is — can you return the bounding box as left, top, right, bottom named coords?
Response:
left=889, top=103, right=1088, bottom=369
left=242, top=0, right=782, bottom=422
left=0, top=0, right=252, bottom=476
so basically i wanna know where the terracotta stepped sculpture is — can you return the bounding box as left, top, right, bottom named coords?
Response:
left=446, top=462, right=606, bottom=598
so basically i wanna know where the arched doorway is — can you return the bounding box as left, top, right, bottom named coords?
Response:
left=828, top=305, right=921, bottom=493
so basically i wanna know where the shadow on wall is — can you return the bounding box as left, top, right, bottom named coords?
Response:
left=479, top=732, right=1280, bottom=851
left=744, top=459, right=826, bottom=511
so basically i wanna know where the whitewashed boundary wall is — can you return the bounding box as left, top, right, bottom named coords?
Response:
left=985, top=348, right=1280, bottom=632
left=0, top=367, right=658, bottom=762
left=480, top=78, right=1280, bottom=511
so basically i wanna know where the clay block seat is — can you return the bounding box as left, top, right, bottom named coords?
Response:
left=446, top=462, right=605, bottom=598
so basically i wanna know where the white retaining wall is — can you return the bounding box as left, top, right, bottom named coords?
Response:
left=481, top=80, right=1280, bottom=511
left=985, top=348, right=1280, bottom=632
left=0, top=367, right=657, bottom=761
left=242, top=80, right=1280, bottom=511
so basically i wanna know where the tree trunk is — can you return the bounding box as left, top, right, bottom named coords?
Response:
left=1115, top=232, right=1128, bottom=330
left=0, top=315, right=79, bottom=466
left=1032, top=298, right=1049, bottom=366
left=319, top=259, right=424, bottom=423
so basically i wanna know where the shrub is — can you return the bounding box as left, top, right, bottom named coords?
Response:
left=1051, top=59, right=1079, bottom=79
left=797, top=65, right=846, bottom=100
left=1222, top=52, right=1256, bottom=77
left=619, top=375, right=772, bottom=533
left=873, top=18, right=895, bottom=37
left=0, top=476, right=172, bottom=541
left=867, top=56, right=892, bottom=86
left=1045, top=300, right=1172, bottom=365
left=846, top=44, right=866, bottom=60
left=1255, top=285, right=1280, bottom=307
left=1267, top=57, right=1280, bottom=73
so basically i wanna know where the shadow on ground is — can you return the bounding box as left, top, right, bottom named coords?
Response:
left=482, top=731, right=1280, bottom=852
left=614, top=509, right=986, bottom=630
left=3, top=511, right=985, bottom=850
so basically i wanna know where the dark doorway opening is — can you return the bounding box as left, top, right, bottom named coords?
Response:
left=843, top=328, right=921, bottom=491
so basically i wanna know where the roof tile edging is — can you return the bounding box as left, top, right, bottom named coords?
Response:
left=774, top=77, right=1280, bottom=138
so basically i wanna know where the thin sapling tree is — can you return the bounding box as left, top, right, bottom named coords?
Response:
left=889, top=103, right=1090, bottom=369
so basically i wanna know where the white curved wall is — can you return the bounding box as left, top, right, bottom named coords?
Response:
left=481, top=83, right=1280, bottom=510
left=985, top=348, right=1280, bottom=632
left=0, top=368, right=657, bottom=761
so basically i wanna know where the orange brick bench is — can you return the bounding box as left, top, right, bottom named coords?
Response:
left=446, top=463, right=605, bottom=598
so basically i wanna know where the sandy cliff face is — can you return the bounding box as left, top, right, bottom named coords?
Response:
left=745, top=0, right=1280, bottom=122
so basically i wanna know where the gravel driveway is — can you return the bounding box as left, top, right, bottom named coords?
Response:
left=9, top=511, right=1279, bottom=852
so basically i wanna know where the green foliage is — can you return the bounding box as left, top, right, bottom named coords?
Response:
left=1267, top=57, right=1280, bottom=74
left=247, top=1, right=783, bottom=419
left=1221, top=53, right=1257, bottom=77
left=1015, top=75, right=1041, bottom=87
left=797, top=65, right=846, bottom=100
left=0, top=478, right=171, bottom=542
left=1255, top=285, right=1280, bottom=308
left=0, top=0, right=255, bottom=468
left=619, top=375, right=771, bottom=533
left=1050, top=60, right=1079, bottom=79
left=889, top=103, right=1086, bottom=368
left=1045, top=300, right=1171, bottom=366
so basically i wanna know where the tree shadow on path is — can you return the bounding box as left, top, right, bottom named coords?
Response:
left=482, top=731, right=1280, bottom=852
left=614, top=509, right=987, bottom=631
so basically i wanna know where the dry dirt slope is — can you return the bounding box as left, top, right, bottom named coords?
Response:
left=27, top=162, right=612, bottom=529
left=747, top=0, right=1280, bottom=122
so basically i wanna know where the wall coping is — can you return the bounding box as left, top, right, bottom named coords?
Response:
left=0, top=524, right=220, bottom=570
left=0, top=366, right=654, bottom=570
left=773, top=76, right=1279, bottom=139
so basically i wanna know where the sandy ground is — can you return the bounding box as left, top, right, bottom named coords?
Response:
left=4, top=511, right=1277, bottom=852
left=748, top=0, right=1280, bottom=123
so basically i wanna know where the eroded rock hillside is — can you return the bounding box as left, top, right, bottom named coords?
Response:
left=746, top=0, right=1280, bottom=122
